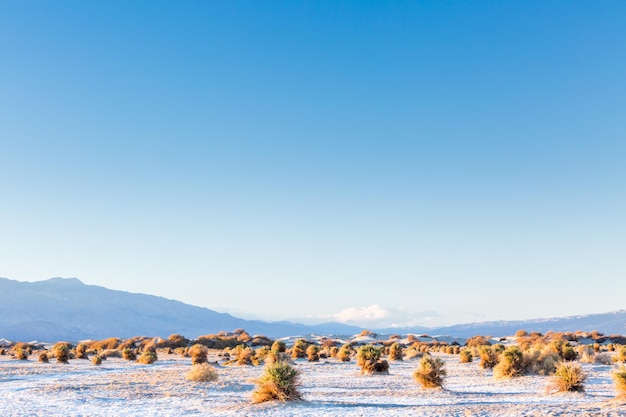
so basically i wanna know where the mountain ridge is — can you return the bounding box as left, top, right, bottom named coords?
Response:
left=1, top=277, right=624, bottom=341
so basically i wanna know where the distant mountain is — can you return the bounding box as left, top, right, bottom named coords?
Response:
left=0, top=277, right=361, bottom=341
left=383, top=310, right=626, bottom=338
left=1, top=277, right=624, bottom=342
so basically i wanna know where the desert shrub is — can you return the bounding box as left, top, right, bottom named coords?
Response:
left=357, top=345, right=381, bottom=366
left=252, top=361, right=302, bottom=403
left=595, top=352, right=613, bottom=365
left=306, top=345, right=319, bottom=362
left=38, top=352, right=49, bottom=363
left=357, top=345, right=388, bottom=375
left=613, top=365, right=626, bottom=398
left=75, top=343, right=88, bottom=360
left=613, top=346, right=626, bottom=363
left=90, top=337, right=121, bottom=351
left=14, top=348, right=28, bottom=360
left=137, top=347, right=158, bottom=364
left=579, top=346, right=596, bottom=364
left=271, top=340, right=286, bottom=354
left=388, top=343, right=403, bottom=361
left=524, top=348, right=560, bottom=376
left=53, top=343, right=71, bottom=364
left=223, top=345, right=256, bottom=366
left=291, top=339, right=308, bottom=359
left=189, top=344, right=208, bottom=365
left=459, top=349, right=473, bottom=363
left=101, top=349, right=121, bottom=358
left=337, top=344, right=352, bottom=362
left=166, top=334, right=189, bottom=349
left=265, top=351, right=293, bottom=366
left=255, top=346, right=271, bottom=362
left=329, top=346, right=339, bottom=358
left=122, top=347, right=137, bottom=361
left=494, top=346, right=524, bottom=378
left=478, top=346, right=499, bottom=369
left=413, top=355, right=446, bottom=388
left=466, top=335, right=491, bottom=348
left=549, top=362, right=585, bottom=392
left=92, top=355, right=103, bottom=365
left=186, top=363, right=219, bottom=382
left=549, top=340, right=578, bottom=361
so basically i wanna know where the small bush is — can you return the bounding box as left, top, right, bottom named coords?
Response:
left=413, top=355, right=446, bottom=388
left=122, top=347, right=137, bottom=361
left=388, top=343, right=403, bottom=361
left=595, top=352, right=613, bottom=365
left=38, top=352, right=49, bottom=363
left=550, top=362, right=585, bottom=392
left=252, top=361, right=302, bottom=403
left=186, top=363, right=219, bottom=382
left=337, top=344, right=352, bottom=362
left=137, top=348, right=158, bottom=364
left=53, top=343, right=71, bottom=364
left=92, top=355, right=103, bottom=365
left=291, top=339, right=308, bottom=359
left=493, top=346, right=524, bottom=378
left=613, top=365, right=626, bottom=398
left=357, top=345, right=388, bottom=375
left=478, top=346, right=498, bottom=369
left=306, top=345, right=319, bottom=362
left=459, top=350, right=473, bottom=363
left=271, top=341, right=286, bottom=354
left=524, top=349, right=560, bottom=376
left=614, top=346, right=626, bottom=363
left=75, top=343, right=88, bottom=360
left=14, top=348, right=28, bottom=360
left=189, top=344, right=208, bottom=365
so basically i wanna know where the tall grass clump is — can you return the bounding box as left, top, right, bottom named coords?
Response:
left=613, top=365, right=626, bottom=399
left=252, top=361, right=302, bottom=403
left=549, top=362, right=586, bottom=392
left=38, top=352, right=49, bottom=363
left=388, top=343, right=403, bottom=361
left=189, top=344, right=208, bottom=365
left=413, top=355, right=446, bottom=388
left=493, top=346, right=524, bottom=378
left=186, top=363, right=219, bottom=382
left=92, top=354, right=103, bottom=365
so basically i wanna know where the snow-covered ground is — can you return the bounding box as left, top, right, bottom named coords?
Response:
left=0, top=352, right=623, bottom=416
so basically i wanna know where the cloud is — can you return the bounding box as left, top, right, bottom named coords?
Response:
left=313, top=304, right=440, bottom=328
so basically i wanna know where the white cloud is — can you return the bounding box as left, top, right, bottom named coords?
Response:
left=313, top=304, right=440, bottom=328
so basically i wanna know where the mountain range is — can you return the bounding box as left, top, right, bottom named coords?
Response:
left=0, top=277, right=624, bottom=342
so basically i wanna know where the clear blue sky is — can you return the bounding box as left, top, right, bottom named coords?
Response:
left=1, top=1, right=625, bottom=328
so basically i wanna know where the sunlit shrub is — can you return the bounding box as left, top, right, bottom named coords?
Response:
left=550, top=362, right=585, bottom=392
left=413, top=355, right=446, bottom=388
left=252, top=361, right=302, bottom=403
left=189, top=344, right=208, bottom=365
left=388, top=343, right=403, bottom=361
left=494, top=346, right=524, bottom=378
left=186, top=363, right=219, bottom=382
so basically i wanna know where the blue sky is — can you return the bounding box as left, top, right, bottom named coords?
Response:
left=1, top=1, right=625, bottom=328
